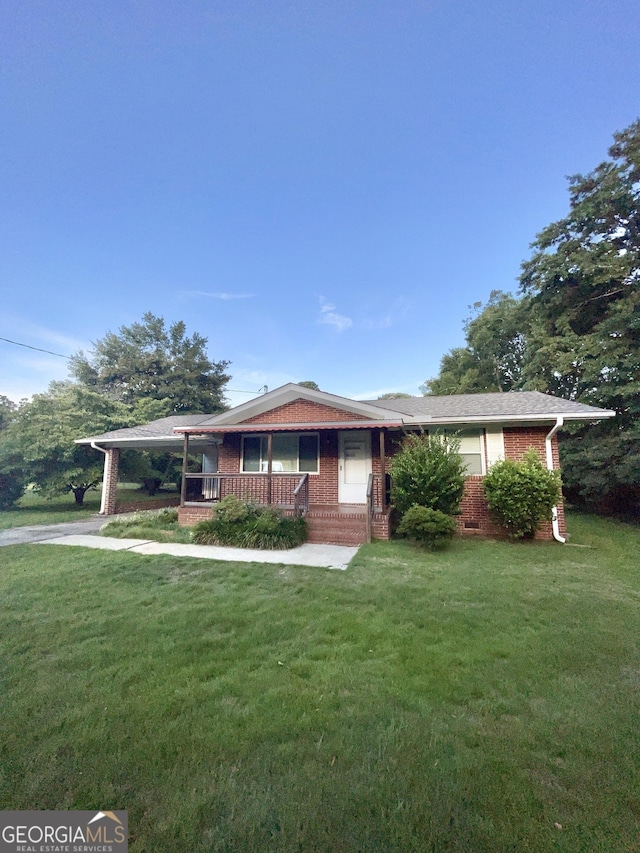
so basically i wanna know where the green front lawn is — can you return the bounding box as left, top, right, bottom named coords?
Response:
left=0, top=485, right=178, bottom=529
left=1, top=514, right=639, bottom=851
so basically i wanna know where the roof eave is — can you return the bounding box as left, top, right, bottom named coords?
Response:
left=405, top=410, right=617, bottom=426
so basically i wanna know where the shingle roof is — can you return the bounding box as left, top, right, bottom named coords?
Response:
left=76, top=414, right=210, bottom=444
left=77, top=388, right=615, bottom=447
left=362, top=391, right=611, bottom=420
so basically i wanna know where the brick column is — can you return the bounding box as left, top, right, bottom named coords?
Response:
left=100, top=447, right=120, bottom=515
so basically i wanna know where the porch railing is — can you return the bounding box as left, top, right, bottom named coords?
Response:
left=293, top=473, right=309, bottom=516
left=182, top=472, right=309, bottom=512
left=366, top=473, right=374, bottom=543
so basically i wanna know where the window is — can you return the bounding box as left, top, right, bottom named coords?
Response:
left=432, top=429, right=484, bottom=475
left=241, top=433, right=319, bottom=473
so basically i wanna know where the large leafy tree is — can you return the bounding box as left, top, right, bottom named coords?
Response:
left=422, top=291, right=529, bottom=395
left=0, top=395, right=17, bottom=432
left=70, top=312, right=230, bottom=415
left=0, top=383, right=132, bottom=504
left=519, top=119, right=640, bottom=512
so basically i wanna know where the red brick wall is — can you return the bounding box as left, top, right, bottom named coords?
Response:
left=456, top=427, right=565, bottom=540
left=216, top=430, right=339, bottom=504
left=315, top=432, right=339, bottom=503
left=384, top=426, right=564, bottom=541
left=503, top=426, right=548, bottom=462
left=182, top=424, right=566, bottom=541
left=242, top=399, right=370, bottom=424
left=178, top=505, right=213, bottom=526
left=115, top=497, right=180, bottom=514
left=219, top=434, right=241, bottom=473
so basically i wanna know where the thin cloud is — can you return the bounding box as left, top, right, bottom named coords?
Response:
left=361, top=315, right=393, bottom=331
left=317, top=299, right=352, bottom=333
left=180, top=290, right=253, bottom=300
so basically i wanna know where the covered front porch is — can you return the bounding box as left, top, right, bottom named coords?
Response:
left=176, top=426, right=394, bottom=544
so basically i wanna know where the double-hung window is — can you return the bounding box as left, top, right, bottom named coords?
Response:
left=242, top=433, right=319, bottom=474
left=432, top=429, right=484, bottom=475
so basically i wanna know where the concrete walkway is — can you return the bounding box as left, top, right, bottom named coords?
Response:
left=1, top=519, right=358, bottom=570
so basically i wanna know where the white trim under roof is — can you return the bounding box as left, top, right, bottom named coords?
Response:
left=402, top=410, right=617, bottom=427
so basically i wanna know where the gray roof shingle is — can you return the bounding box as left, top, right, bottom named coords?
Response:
left=76, top=414, right=211, bottom=444
left=363, top=391, right=611, bottom=420
left=77, top=389, right=614, bottom=447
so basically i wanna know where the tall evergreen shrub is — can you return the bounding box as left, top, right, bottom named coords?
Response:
left=389, top=432, right=466, bottom=517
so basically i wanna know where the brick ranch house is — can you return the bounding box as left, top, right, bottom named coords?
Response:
left=77, top=383, right=615, bottom=545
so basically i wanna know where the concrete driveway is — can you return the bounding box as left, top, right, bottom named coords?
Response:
left=0, top=517, right=106, bottom=547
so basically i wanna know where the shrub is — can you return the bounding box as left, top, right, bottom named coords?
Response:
left=0, top=471, right=26, bottom=510
left=241, top=508, right=307, bottom=550
left=396, top=505, right=457, bottom=550
left=192, top=497, right=307, bottom=549
left=100, top=508, right=192, bottom=543
left=389, top=432, right=466, bottom=517
left=483, top=449, right=561, bottom=540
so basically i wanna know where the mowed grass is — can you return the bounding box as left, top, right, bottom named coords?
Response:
left=1, top=514, right=639, bottom=852
left=0, top=485, right=178, bottom=529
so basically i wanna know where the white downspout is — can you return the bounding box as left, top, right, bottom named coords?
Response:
left=545, top=417, right=566, bottom=543
left=90, top=442, right=109, bottom=515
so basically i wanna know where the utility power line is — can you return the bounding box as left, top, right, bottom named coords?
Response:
left=1, top=336, right=269, bottom=395
left=0, top=336, right=71, bottom=359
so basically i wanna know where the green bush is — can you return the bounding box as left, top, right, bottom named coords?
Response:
left=100, top=508, right=193, bottom=543
left=396, top=505, right=457, bottom=550
left=389, top=432, right=466, bottom=517
left=192, top=497, right=307, bottom=549
left=483, top=449, right=561, bottom=540
left=0, top=472, right=26, bottom=510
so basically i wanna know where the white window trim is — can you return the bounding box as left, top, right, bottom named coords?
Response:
left=429, top=428, right=486, bottom=476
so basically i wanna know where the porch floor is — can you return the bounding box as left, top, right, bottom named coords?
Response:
left=306, top=503, right=367, bottom=516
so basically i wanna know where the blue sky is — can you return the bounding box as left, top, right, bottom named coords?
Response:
left=1, top=0, right=639, bottom=408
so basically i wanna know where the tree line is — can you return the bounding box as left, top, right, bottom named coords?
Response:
left=0, top=313, right=230, bottom=507
left=423, top=119, right=640, bottom=516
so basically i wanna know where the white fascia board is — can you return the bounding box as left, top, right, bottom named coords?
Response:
left=401, top=410, right=616, bottom=427
left=185, top=383, right=401, bottom=428
left=76, top=436, right=219, bottom=449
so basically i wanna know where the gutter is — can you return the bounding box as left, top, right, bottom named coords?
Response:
left=90, top=442, right=109, bottom=516
left=545, top=417, right=566, bottom=543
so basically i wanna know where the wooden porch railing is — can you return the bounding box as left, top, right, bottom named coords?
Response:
left=182, top=472, right=309, bottom=512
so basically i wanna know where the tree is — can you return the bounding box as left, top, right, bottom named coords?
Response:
left=519, top=119, right=640, bottom=513
left=0, top=383, right=131, bottom=505
left=377, top=392, right=413, bottom=399
left=298, top=380, right=320, bottom=391
left=0, top=395, right=17, bottom=431
left=70, top=312, right=230, bottom=415
left=422, top=291, right=529, bottom=395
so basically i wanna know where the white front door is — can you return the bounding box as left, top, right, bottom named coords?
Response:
left=338, top=431, right=371, bottom=504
